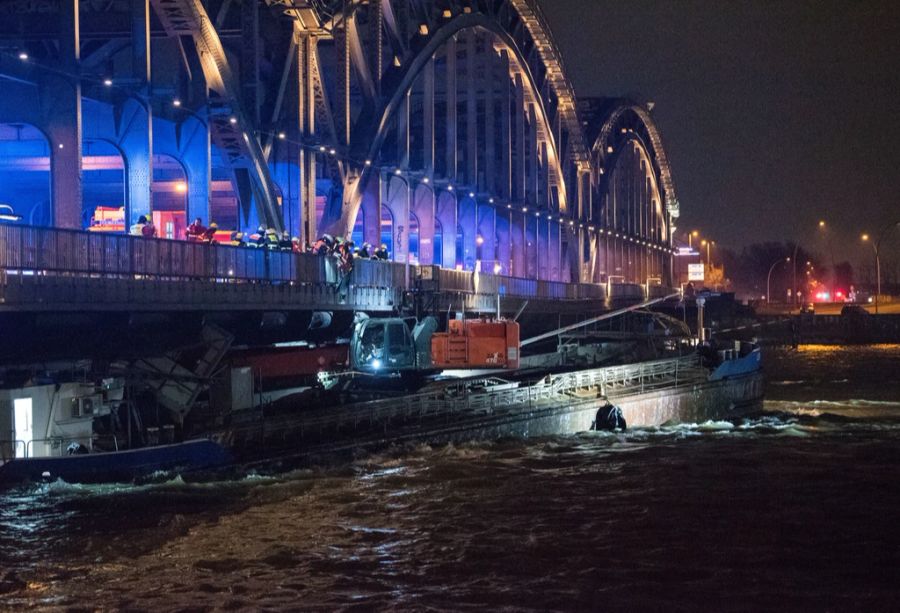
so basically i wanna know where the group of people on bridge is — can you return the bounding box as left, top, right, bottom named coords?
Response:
left=127, top=216, right=391, bottom=282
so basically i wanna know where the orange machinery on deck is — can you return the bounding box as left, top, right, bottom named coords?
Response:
left=431, top=319, right=520, bottom=370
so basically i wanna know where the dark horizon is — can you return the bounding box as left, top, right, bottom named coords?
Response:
left=541, top=0, right=900, bottom=270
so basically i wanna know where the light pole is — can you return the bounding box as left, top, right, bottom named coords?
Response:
left=701, top=239, right=714, bottom=266
left=862, top=221, right=900, bottom=314
left=818, top=220, right=836, bottom=299
left=688, top=230, right=699, bottom=249
left=767, top=256, right=790, bottom=305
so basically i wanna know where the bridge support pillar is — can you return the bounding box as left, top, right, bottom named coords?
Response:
left=476, top=204, right=496, bottom=274
left=412, top=184, right=435, bottom=265
left=548, top=222, right=561, bottom=281
left=457, top=196, right=477, bottom=271
left=383, top=175, right=409, bottom=263
left=436, top=191, right=457, bottom=269
left=496, top=211, right=512, bottom=277
left=511, top=212, right=526, bottom=278
left=179, top=116, right=211, bottom=225
left=119, top=99, right=153, bottom=227
left=43, top=0, right=82, bottom=229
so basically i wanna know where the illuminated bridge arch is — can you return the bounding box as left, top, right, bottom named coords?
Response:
left=279, top=0, right=594, bottom=280
left=0, top=0, right=679, bottom=288
left=583, top=103, right=679, bottom=285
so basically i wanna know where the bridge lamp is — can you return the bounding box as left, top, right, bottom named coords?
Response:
left=175, top=181, right=188, bottom=193
left=103, top=78, right=113, bottom=87
left=558, top=216, right=564, bottom=222
left=365, top=159, right=372, bottom=166
left=418, top=24, right=429, bottom=35
left=488, top=197, right=494, bottom=204
left=521, top=206, right=527, bottom=212
left=535, top=212, right=541, bottom=218
left=229, top=116, right=237, bottom=124
left=319, top=145, right=326, bottom=152
left=423, top=177, right=430, bottom=184
left=442, top=9, right=452, bottom=18
left=18, top=51, right=28, bottom=60
left=569, top=221, right=575, bottom=226
left=819, top=220, right=826, bottom=228
left=507, top=204, right=512, bottom=209
left=546, top=214, right=552, bottom=220
left=447, top=185, right=454, bottom=191
left=278, top=132, right=286, bottom=140
left=476, top=235, right=484, bottom=246
left=394, top=168, right=402, bottom=175
left=493, top=263, right=502, bottom=274
left=468, top=192, right=475, bottom=198
left=607, top=146, right=614, bottom=154
left=173, top=99, right=182, bottom=107
left=0, top=205, right=23, bottom=222
left=329, top=148, right=337, bottom=155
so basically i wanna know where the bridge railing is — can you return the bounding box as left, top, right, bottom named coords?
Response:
left=0, top=224, right=334, bottom=284
left=0, top=224, right=659, bottom=304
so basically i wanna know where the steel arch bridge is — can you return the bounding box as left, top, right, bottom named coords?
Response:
left=0, top=0, right=679, bottom=287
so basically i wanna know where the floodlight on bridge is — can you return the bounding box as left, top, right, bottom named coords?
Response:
left=0, top=205, right=22, bottom=222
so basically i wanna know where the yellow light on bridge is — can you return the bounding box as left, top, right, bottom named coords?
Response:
left=175, top=181, right=188, bottom=193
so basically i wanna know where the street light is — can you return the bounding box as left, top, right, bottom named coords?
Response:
left=815, top=220, right=837, bottom=301
left=688, top=230, right=699, bottom=249
left=861, top=221, right=900, bottom=314
left=767, top=257, right=790, bottom=305
left=700, top=239, right=714, bottom=266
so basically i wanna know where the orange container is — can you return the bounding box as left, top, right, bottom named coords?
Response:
left=431, top=319, right=520, bottom=369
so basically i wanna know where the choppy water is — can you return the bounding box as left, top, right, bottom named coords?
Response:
left=2, top=345, right=900, bottom=611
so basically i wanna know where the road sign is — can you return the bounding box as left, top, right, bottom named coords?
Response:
left=688, top=263, right=705, bottom=281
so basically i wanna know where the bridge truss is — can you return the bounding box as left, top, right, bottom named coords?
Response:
left=0, top=0, right=679, bottom=287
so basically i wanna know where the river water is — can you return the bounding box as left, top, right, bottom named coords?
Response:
left=2, top=345, right=900, bottom=611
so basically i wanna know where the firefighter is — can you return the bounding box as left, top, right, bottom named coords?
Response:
left=279, top=230, right=293, bottom=251
left=141, top=216, right=157, bottom=238
left=129, top=215, right=148, bottom=236
left=374, top=244, right=389, bottom=260
left=229, top=231, right=246, bottom=247
left=358, top=242, right=372, bottom=259
left=265, top=227, right=280, bottom=250
left=186, top=217, right=206, bottom=241
left=313, top=234, right=334, bottom=255
left=202, top=222, right=218, bottom=243
left=251, top=225, right=267, bottom=248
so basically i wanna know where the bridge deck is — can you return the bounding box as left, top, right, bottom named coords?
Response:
left=0, top=225, right=670, bottom=313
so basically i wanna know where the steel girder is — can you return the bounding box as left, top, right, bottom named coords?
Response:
left=150, top=0, right=284, bottom=232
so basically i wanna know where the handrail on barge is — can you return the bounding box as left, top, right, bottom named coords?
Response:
left=228, top=354, right=709, bottom=443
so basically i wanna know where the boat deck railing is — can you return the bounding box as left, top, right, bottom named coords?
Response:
left=238, top=354, right=708, bottom=445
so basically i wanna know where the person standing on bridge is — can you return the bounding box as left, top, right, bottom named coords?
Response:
left=130, top=215, right=149, bottom=236
left=201, top=222, right=218, bottom=243
left=186, top=217, right=206, bottom=241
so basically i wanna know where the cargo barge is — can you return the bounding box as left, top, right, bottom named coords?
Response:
left=0, top=337, right=763, bottom=484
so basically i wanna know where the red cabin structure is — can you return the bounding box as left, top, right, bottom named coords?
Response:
left=431, top=319, right=520, bottom=370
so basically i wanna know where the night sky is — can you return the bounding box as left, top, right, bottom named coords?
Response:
left=540, top=0, right=900, bottom=266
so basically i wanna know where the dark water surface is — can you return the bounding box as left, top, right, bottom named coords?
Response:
left=3, top=345, right=900, bottom=611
